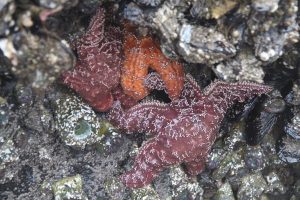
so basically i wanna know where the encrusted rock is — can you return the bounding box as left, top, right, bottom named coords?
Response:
left=9, top=31, right=73, bottom=89
left=0, top=49, right=16, bottom=97
left=207, top=145, right=227, bottom=170
left=169, top=166, right=204, bottom=200
left=124, top=3, right=148, bottom=26
left=265, top=171, right=286, bottom=194
left=212, top=148, right=245, bottom=180
left=278, top=136, right=300, bottom=163
left=191, top=0, right=239, bottom=19
left=0, top=139, right=19, bottom=171
left=104, top=177, right=126, bottom=200
left=237, top=172, right=267, bottom=200
left=284, top=107, right=300, bottom=140
left=288, top=83, right=300, bottom=106
left=0, top=97, right=9, bottom=126
left=52, top=174, right=88, bottom=200
left=224, top=121, right=246, bottom=151
left=0, top=2, right=15, bottom=37
left=251, top=0, right=280, bottom=12
left=293, top=179, right=300, bottom=198
left=0, top=0, right=12, bottom=11
left=213, top=181, right=235, bottom=200
left=134, top=0, right=162, bottom=7
left=95, top=121, right=124, bottom=155
left=178, top=24, right=236, bottom=64
left=244, top=145, right=268, bottom=171
left=248, top=0, right=299, bottom=62
left=214, top=49, right=264, bottom=83
left=131, top=186, right=160, bottom=200
left=152, top=1, right=182, bottom=42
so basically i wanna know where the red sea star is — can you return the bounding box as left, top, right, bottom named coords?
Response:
left=61, top=8, right=135, bottom=112
left=109, top=75, right=272, bottom=188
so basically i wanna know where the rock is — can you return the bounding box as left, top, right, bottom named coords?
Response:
left=0, top=2, right=15, bottom=37
left=214, top=49, right=264, bottom=83
left=265, top=171, right=286, bottom=194
left=0, top=139, right=19, bottom=171
left=0, top=97, right=9, bottom=126
left=178, top=24, right=236, bottom=64
left=284, top=107, right=300, bottom=140
left=213, top=181, right=235, bottom=200
left=252, top=0, right=280, bottom=12
left=248, top=0, right=299, bottom=62
left=237, top=172, right=267, bottom=200
left=104, top=177, right=126, bottom=200
left=134, top=0, right=162, bottom=7
left=169, top=166, right=204, bottom=200
left=244, top=145, right=267, bottom=171
left=131, top=186, right=160, bottom=200
left=212, top=149, right=245, bottom=180
left=191, top=0, right=239, bottom=19
left=0, top=49, right=16, bottom=97
left=10, top=31, right=73, bottom=89
left=95, top=120, right=125, bottom=155
left=288, top=83, right=300, bottom=106
left=52, top=174, right=88, bottom=200
left=278, top=136, right=300, bottom=163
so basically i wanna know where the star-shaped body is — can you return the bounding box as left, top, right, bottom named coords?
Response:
left=109, top=75, right=272, bottom=188
left=61, top=8, right=126, bottom=112
left=121, top=23, right=184, bottom=101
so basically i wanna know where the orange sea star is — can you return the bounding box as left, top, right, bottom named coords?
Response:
left=121, top=24, right=184, bottom=101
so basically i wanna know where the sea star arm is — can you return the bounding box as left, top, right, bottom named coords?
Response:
left=181, top=74, right=203, bottom=100
left=61, top=70, right=85, bottom=88
left=143, top=38, right=184, bottom=100
left=108, top=101, right=177, bottom=134
left=184, top=157, right=206, bottom=176
left=144, top=73, right=203, bottom=100
left=112, top=86, right=138, bottom=109
left=204, top=81, right=273, bottom=115
left=120, top=137, right=181, bottom=188
left=121, top=26, right=184, bottom=101
left=144, top=72, right=166, bottom=91
left=78, top=8, right=105, bottom=50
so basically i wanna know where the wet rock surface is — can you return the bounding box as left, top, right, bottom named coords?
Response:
left=0, top=0, right=300, bottom=199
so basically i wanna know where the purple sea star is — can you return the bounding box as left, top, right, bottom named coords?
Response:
left=61, top=8, right=125, bottom=112
left=108, top=75, right=272, bottom=188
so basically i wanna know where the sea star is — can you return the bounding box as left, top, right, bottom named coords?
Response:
left=61, top=8, right=129, bottom=112
left=109, top=75, right=272, bottom=188
left=121, top=23, right=184, bottom=101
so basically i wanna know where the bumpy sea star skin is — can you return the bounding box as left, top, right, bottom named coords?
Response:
left=121, top=24, right=184, bottom=101
left=109, top=75, right=272, bottom=188
left=61, top=8, right=123, bottom=112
